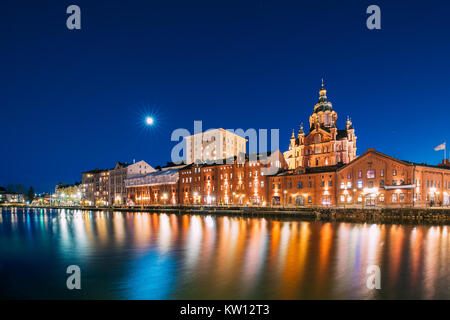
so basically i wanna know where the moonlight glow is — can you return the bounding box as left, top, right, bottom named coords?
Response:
left=145, top=116, right=154, bottom=125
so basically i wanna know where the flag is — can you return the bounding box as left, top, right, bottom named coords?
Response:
left=434, top=142, right=446, bottom=151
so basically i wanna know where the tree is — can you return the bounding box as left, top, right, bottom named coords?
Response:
left=27, top=186, right=35, bottom=202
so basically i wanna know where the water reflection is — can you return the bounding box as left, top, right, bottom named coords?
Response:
left=0, top=208, right=449, bottom=299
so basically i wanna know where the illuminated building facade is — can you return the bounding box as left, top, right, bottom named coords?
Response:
left=108, top=160, right=155, bottom=205
left=125, top=164, right=186, bottom=206
left=284, top=82, right=357, bottom=170
left=270, top=148, right=450, bottom=208
left=90, top=148, right=450, bottom=208
left=81, top=168, right=110, bottom=206
left=268, top=166, right=338, bottom=207
left=54, top=182, right=82, bottom=206
left=179, top=151, right=287, bottom=206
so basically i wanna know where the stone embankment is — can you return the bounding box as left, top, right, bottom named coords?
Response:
left=4, top=204, right=449, bottom=224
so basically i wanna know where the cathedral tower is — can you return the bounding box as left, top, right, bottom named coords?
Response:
left=283, top=81, right=357, bottom=169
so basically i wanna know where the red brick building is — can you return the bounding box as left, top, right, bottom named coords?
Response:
left=179, top=151, right=288, bottom=206
left=268, top=148, right=450, bottom=208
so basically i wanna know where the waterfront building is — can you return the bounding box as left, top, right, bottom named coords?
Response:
left=283, top=82, right=357, bottom=170
left=0, top=186, right=25, bottom=204
left=81, top=169, right=110, bottom=206
left=268, top=165, right=339, bottom=207
left=184, top=128, right=247, bottom=164
left=269, top=148, right=450, bottom=208
left=31, top=193, right=51, bottom=206
left=1, top=192, right=25, bottom=204
left=125, top=163, right=187, bottom=206
left=108, top=160, right=155, bottom=205
left=54, top=182, right=82, bottom=206
left=179, top=150, right=287, bottom=206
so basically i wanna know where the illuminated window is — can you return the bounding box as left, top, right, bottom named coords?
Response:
left=357, top=180, right=363, bottom=189
left=367, top=170, right=375, bottom=179
left=392, top=193, right=398, bottom=203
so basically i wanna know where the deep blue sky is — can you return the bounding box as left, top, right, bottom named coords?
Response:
left=1, top=0, right=450, bottom=193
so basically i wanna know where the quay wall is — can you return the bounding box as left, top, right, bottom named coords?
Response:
left=3, top=204, right=450, bottom=224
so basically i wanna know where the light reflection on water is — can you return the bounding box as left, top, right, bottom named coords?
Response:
left=0, top=208, right=448, bottom=299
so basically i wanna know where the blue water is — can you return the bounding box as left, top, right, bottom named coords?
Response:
left=0, top=207, right=448, bottom=299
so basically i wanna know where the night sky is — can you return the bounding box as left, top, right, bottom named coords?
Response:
left=2, top=0, right=450, bottom=193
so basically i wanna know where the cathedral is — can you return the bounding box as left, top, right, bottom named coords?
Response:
left=284, top=81, right=357, bottom=170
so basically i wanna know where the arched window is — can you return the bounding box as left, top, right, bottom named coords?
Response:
left=324, top=113, right=330, bottom=126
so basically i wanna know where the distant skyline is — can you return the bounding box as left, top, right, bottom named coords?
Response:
left=2, top=0, right=450, bottom=192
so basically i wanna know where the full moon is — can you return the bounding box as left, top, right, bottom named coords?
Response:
left=145, top=116, right=154, bottom=125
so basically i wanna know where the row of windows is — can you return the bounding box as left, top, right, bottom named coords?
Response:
left=425, top=179, right=450, bottom=189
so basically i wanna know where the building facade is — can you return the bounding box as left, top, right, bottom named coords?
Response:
left=125, top=164, right=186, bottom=206
left=109, top=160, right=155, bottom=205
left=184, top=128, right=247, bottom=164
left=268, top=148, right=450, bottom=208
left=268, top=166, right=339, bottom=207
left=54, top=182, right=82, bottom=206
left=179, top=151, right=287, bottom=206
left=284, top=83, right=357, bottom=170
left=81, top=169, right=109, bottom=206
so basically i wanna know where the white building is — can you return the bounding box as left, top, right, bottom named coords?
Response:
left=184, top=128, right=247, bottom=164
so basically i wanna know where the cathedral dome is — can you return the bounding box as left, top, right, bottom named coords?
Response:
left=314, top=84, right=333, bottom=113
left=309, top=80, right=337, bottom=129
